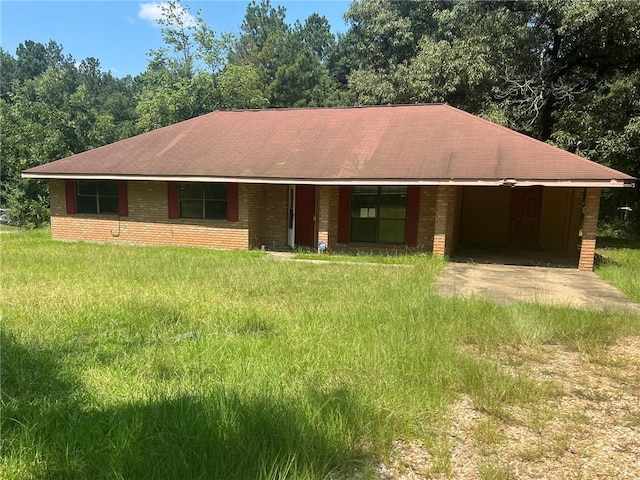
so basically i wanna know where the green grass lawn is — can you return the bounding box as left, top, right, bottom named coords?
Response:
left=596, top=237, right=640, bottom=303
left=2, top=229, right=639, bottom=479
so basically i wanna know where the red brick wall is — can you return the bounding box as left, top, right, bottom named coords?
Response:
left=50, top=180, right=255, bottom=250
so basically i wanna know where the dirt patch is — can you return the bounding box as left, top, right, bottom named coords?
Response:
left=378, top=336, right=640, bottom=479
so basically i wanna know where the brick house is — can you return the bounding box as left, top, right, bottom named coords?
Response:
left=23, top=105, right=635, bottom=271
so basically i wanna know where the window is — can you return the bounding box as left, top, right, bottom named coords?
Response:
left=179, top=182, right=227, bottom=220
left=76, top=181, right=118, bottom=215
left=350, top=186, right=407, bottom=243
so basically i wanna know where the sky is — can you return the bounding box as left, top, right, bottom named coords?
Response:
left=1, top=0, right=351, bottom=78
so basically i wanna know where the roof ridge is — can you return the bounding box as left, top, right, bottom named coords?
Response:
left=214, top=103, right=446, bottom=113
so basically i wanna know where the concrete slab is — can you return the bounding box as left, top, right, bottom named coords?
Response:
left=437, top=262, right=640, bottom=312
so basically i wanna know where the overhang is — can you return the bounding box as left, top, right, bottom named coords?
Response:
left=20, top=172, right=634, bottom=188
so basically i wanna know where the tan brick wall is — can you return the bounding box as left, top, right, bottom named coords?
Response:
left=433, top=185, right=456, bottom=256
left=417, top=187, right=437, bottom=252
left=262, top=184, right=289, bottom=251
left=316, top=186, right=340, bottom=251
left=247, top=184, right=265, bottom=249
left=578, top=187, right=601, bottom=271
left=50, top=179, right=67, bottom=217
left=50, top=179, right=252, bottom=250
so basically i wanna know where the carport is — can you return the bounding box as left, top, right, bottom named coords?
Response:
left=451, top=185, right=586, bottom=267
left=432, top=183, right=620, bottom=271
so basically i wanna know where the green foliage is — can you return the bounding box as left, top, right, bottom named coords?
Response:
left=1, top=41, right=137, bottom=227
left=3, top=179, right=50, bottom=228
left=230, top=0, right=342, bottom=107
left=134, top=1, right=228, bottom=130
left=596, top=238, right=640, bottom=302
left=217, top=64, right=268, bottom=110
left=552, top=73, right=640, bottom=228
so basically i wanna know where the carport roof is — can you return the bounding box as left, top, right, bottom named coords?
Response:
left=23, top=104, right=635, bottom=188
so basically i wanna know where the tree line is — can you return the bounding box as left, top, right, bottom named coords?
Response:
left=2, top=0, right=638, bottom=233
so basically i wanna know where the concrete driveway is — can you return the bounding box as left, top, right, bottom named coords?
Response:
left=436, top=262, right=640, bottom=312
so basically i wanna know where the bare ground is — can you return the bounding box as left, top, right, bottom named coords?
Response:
left=377, top=336, right=640, bottom=479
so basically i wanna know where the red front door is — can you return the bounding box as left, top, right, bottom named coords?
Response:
left=295, top=185, right=316, bottom=247
left=509, top=187, right=542, bottom=244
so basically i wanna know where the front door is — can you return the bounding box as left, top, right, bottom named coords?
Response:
left=509, top=187, right=542, bottom=244
left=295, top=185, right=316, bottom=248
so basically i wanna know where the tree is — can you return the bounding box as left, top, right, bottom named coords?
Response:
left=1, top=42, right=138, bottom=227
left=0, top=48, right=17, bottom=101
left=14, top=40, right=65, bottom=82
left=230, top=0, right=343, bottom=107
left=217, top=64, right=268, bottom=109
left=136, top=1, right=236, bottom=131
left=232, top=0, right=288, bottom=83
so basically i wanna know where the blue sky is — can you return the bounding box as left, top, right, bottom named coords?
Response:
left=1, top=0, right=351, bottom=78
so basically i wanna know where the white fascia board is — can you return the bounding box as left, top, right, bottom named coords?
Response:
left=21, top=172, right=635, bottom=188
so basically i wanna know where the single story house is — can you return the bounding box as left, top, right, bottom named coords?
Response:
left=23, top=104, right=635, bottom=271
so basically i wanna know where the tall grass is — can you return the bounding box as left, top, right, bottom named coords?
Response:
left=2, top=229, right=639, bottom=479
left=596, top=237, right=640, bottom=302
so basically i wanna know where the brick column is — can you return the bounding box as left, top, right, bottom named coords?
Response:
left=578, top=187, right=601, bottom=271
left=566, top=188, right=584, bottom=255
left=417, top=187, right=437, bottom=251
left=316, top=186, right=330, bottom=251
left=433, top=185, right=455, bottom=257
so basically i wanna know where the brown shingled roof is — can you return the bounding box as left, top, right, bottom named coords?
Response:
left=23, top=104, right=635, bottom=187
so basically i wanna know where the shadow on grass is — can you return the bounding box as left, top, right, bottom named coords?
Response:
left=597, top=236, right=640, bottom=250
left=1, top=332, right=372, bottom=479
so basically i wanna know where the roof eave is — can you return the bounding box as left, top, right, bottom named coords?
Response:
left=21, top=172, right=636, bottom=188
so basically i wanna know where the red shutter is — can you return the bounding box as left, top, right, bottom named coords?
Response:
left=167, top=182, right=179, bottom=219
left=65, top=180, right=76, bottom=214
left=404, top=186, right=420, bottom=246
left=226, top=183, right=239, bottom=222
left=337, top=186, right=351, bottom=244
left=118, top=181, right=128, bottom=217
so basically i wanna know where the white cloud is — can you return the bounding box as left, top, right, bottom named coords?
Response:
left=138, top=2, right=197, bottom=28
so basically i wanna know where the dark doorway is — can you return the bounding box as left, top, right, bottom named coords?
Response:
left=509, top=187, right=542, bottom=244
left=295, top=185, right=316, bottom=247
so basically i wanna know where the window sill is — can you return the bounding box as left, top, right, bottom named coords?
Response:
left=173, top=218, right=233, bottom=225
left=72, top=213, right=120, bottom=218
